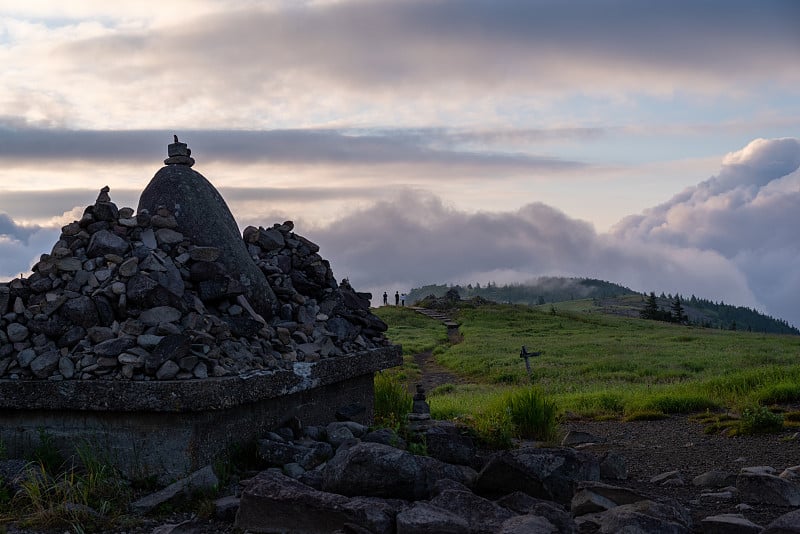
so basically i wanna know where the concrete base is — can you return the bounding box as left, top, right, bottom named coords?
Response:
left=0, top=346, right=401, bottom=482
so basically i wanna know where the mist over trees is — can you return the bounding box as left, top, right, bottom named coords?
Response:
left=406, top=277, right=635, bottom=308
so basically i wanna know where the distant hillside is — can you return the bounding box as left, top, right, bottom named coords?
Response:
left=641, top=293, right=800, bottom=336
left=405, top=278, right=799, bottom=336
left=406, top=277, right=636, bottom=307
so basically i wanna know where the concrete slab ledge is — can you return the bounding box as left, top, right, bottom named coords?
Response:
left=0, top=346, right=402, bottom=412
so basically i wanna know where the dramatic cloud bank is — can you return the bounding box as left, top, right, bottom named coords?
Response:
left=311, top=192, right=758, bottom=314
left=613, top=137, right=800, bottom=326
left=310, top=138, right=799, bottom=326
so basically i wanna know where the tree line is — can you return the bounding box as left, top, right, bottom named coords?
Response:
left=639, top=291, right=799, bottom=335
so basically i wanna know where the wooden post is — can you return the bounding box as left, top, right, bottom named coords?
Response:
left=519, top=345, right=542, bottom=382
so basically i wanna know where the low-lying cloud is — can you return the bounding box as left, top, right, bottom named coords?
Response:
left=309, top=191, right=759, bottom=317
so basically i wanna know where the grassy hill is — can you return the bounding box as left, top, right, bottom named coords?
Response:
left=374, top=300, right=800, bottom=425
left=404, top=278, right=798, bottom=335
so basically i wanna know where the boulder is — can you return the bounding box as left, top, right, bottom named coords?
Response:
left=422, top=421, right=476, bottom=466
left=737, top=466, right=800, bottom=506
left=693, top=469, right=737, bottom=488
left=322, top=442, right=425, bottom=500
left=236, top=469, right=396, bottom=534
left=395, top=502, right=469, bottom=534
left=61, top=296, right=99, bottom=328
left=257, top=438, right=333, bottom=470
left=575, top=499, right=692, bottom=534
left=30, top=351, right=60, bottom=379
left=599, top=451, right=628, bottom=480
left=497, top=515, right=559, bottom=534
left=494, top=492, right=575, bottom=533
left=476, top=447, right=600, bottom=504
left=417, top=456, right=478, bottom=494
left=0, top=286, right=9, bottom=314
left=130, top=465, right=218, bottom=514
left=701, top=513, right=763, bottom=534
left=87, top=229, right=129, bottom=258
left=561, top=430, right=603, bottom=447
left=138, top=164, right=276, bottom=317
left=763, top=508, right=800, bottom=533
left=430, top=488, right=515, bottom=534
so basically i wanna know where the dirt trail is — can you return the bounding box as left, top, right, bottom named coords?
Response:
left=411, top=350, right=466, bottom=393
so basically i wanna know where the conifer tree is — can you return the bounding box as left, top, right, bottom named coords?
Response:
left=670, top=296, right=688, bottom=324
left=640, top=292, right=659, bottom=320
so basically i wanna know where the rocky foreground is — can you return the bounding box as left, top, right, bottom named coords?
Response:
left=3, top=412, right=800, bottom=532
left=123, top=412, right=800, bottom=534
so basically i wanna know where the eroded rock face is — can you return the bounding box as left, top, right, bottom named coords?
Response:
left=0, top=187, right=390, bottom=381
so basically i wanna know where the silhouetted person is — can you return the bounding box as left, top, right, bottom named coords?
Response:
left=383, top=291, right=388, bottom=305
left=395, top=291, right=400, bottom=306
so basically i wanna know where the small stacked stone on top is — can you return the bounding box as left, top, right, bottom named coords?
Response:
left=0, top=187, right=389, bottom=381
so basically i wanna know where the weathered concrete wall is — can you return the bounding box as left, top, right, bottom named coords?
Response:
left=0, top=346, right=401, bottom=481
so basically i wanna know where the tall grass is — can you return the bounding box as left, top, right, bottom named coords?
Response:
left=427, top=384, right=559, bottom=446
left=504, top=387, right=558, bottom=442
left=10, top=440, right=130, bottom=532
left=374, top=372, right=413, bottom=429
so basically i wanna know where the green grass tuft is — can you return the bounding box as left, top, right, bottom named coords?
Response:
left=503, top=387, right=559, bottom=442
left=374, top=372, right=413, bottom=429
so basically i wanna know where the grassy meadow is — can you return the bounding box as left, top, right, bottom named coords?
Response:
left=374, top=300, right=800, bottom=426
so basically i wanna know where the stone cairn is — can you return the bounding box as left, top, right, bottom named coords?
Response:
left=0, top=144, right=390, bottom=382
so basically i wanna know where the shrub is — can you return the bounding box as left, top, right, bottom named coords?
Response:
left=374, top=372, right=412, bottom=429
left=504, top=387, right=559, bottom=442
left=738, top=405, right=783, bottom=435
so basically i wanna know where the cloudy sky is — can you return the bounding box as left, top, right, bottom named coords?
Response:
left=1, top=0, right=799, bottom=325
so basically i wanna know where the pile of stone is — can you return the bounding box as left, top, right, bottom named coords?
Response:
left=225, top=416, right=800, bottom=533
left=230, top=418, right=674, bottom=533
left=0, top=187, right=389, bottom=382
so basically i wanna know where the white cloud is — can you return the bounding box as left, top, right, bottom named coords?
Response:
left=612, top=137, right=800, bottom=324
left=0, top=227, right=59, bottom=281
